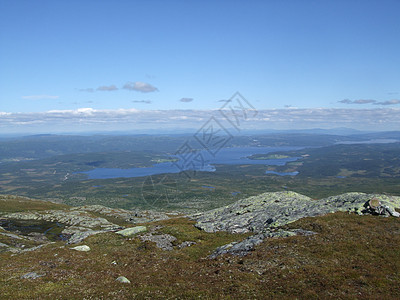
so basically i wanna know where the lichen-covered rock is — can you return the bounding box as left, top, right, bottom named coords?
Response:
left=2, top=205, right=174, bottom=246
left=209, top=234, right=265, bottom=259
left=4, top=210, right=121, bottom=230
left=177, top=241, right=196, bottom=249
left=3, top=209, right=123, bottom=245
left=71, top=205, right=171, bottom=223
left=116, top=226, right=147, bottom=237
left=324, top=193, right=400, bottom=215
left=193, top=191, right=400, bottom=258
left=21, top=272, right=45, bottom=279
left=363, top=198, right=400, bottom=217
left=192, top=192, right=400, bottom=235
left=0, top=242, right=9, bottom=248
left=208, top=229, right=317, bottom=259
left=139, top=233, right=177, bottom=251
left=65, top=230, right=101, bottom=244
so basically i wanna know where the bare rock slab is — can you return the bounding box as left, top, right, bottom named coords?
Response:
left=116, top=226, right=147, bottom=237
left=21, top=272, right=45, bottom=279
left=139, top=233, right=177, bottom=251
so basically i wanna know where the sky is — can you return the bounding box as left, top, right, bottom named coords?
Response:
left=0, top=0, right=399, bottom=133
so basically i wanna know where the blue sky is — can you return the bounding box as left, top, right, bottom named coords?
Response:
left=0, top=0, right=399, bottom=133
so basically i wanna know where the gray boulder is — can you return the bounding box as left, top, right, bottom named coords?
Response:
left=139, top=233, right=177, bottom=251
left=364, top=198, right=400, bottom=217
left=116, top=226, right=147, bottom=237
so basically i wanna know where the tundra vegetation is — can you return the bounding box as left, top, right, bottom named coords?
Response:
left=1, top=193, right=400, bottom=299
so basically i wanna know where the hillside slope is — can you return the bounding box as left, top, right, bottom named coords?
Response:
left=1, top=192, right=400, bottom=298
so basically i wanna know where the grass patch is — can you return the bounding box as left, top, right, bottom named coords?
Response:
left=0, top=195, right=68, bottom=213
left=155, top=217, right=252, bottom=260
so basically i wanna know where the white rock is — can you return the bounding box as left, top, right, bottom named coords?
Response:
left=21, top=272, right=45, bottom=279
left=116, top=276, right=130, bottom=283
left=71, top=245, right=91, bottom=252
left=391, top=211, right=400, bottom=217
left=0, top=242, right=9, bottom=248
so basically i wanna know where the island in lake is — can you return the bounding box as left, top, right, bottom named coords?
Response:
left=248, top=153, right=290, bottom=160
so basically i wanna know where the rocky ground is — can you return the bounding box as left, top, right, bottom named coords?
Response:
left=0, top=202, right=174, bottom=253
left=1, top=192, right=400, bottom=299
left=191, top=191, right=400, bottom=257
left=1, top=191, right=399, bottom=257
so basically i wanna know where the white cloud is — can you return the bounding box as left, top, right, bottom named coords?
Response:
left=180, top=98, right=193, bottom=103
left=169, top=116, right=189, bottom=120
left=96, top=85, right=118, bottom=91
left=374, top=99, right=400, bottom=105
left=339, top=99, right=376, bottom=104
left=132, top=100, right=152, bottom=104
left=123, top=82, right=158, bottom=93
left=21, top=95, right=59, bottom=100
left=0, top=108, right=399, bottom=133
left=75, top=108, right=96, bottom=115
left=339, top=98, right=400, bottom=106
left=78, top=88, right=94, bottom=93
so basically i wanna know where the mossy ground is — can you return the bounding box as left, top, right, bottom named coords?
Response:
left=1, top=212, right=399, bottom=299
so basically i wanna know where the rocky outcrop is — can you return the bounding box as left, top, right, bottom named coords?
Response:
left=209, top=229, right=316, bottom=259
left=70, top=205, right=171, bottom=223
left=0, top=204, right=174, bottom=251
left=2, top=191, right=399, bottom=257
left=3, top=209, right=122, bottom=244
left=364, top=197, right=400, bottom=217
left=3, top=210, right=119, bottom=228
left=0, top=242, right=9, bottom=249
left=192, top=192, right=400, bottom=234
left=191, top=192, right=400, bottom=258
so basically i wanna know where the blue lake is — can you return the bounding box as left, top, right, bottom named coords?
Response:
left=80, top=146, right=303, bottom=179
